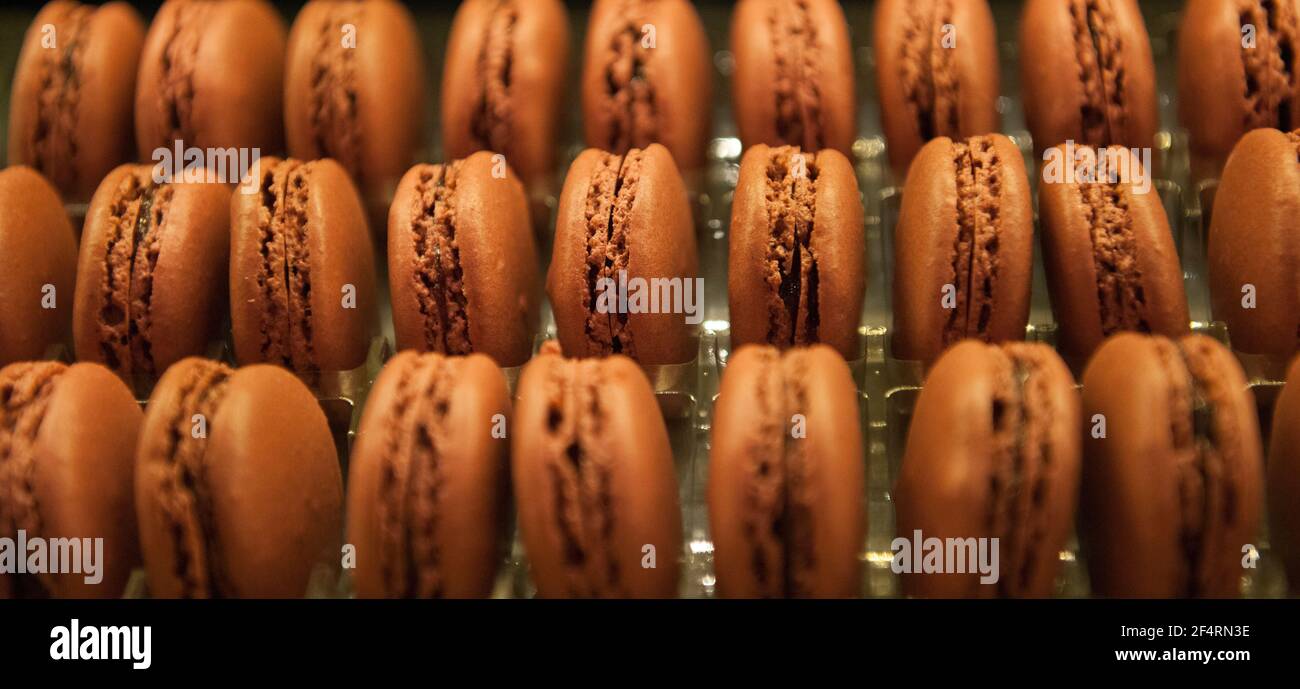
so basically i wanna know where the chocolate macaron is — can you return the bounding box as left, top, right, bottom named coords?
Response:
left=135, top=357, right=343, bottom=598
left=1019, top=0, right=1158, bottom=153
left=731, top=0, right=856, bottom=156
left=0, top=361, right=142, bottom=598
left=72, top=164, right=230, bottom=381
left=1039, top=144, right=1188, bottom=360
left=7, top=1, right=144, bottom=204
left=709, top=344, right=864, bottom=598
left=442, top=0, right=569, bottom=222
left=548, top=144, right=699, bottom=366
left=892, top=134, right=1033, bottom=364
left=582, top=0, right=712, bottom=174
left=285, top=0, right=426, bottom=227
left=1081, top=333, right=1264, bottom=598
left=0, top=167, right=77, bottom=366
left=135, top=0, right=286, bottom=159
left=1268, top=357, right=1300, bottom=591
left=512, top=351, right=681, bottom=598
left=728, top=145, right=864, bottom=359
left=231, top=157, right=378, bottom=372
left=388, top=153, right=540, bottom=368
left=1208, top=127, right=1300, bottom=364
left=873, top=0, right=1001, bottom=177
left=1179, top=0, right=1300, bottom=180
left=895, top=341, right=1080, bottom=598
left=346, top=351, right=512, bottom=598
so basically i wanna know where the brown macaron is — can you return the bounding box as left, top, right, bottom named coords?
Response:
left=548, top=144, right=699, bottom=366
left=1268, top=356, right=1300, bottom=591
left=346, top=351, right=512, bottom=599
left=892, top=134, right=1034, bottom=364
left=7, top=1, right=145, bottom=204
left=1039, top=144, right=1188, bottom=361
left=709, top=344, right=864, bottom=598
left=0, top=167, right=77, bottom=366
left=1018, top=0, right=1158, bottom=154
left=512, top=351, right=681, bottom=598
left=388, top=153, right=540, bottom=368
left=1179, top=0, right=1300, bottom=181
left=873, top=0, right=1001, bottom=177
left=895, top=341, right=1080, bottom=598
left=582, top=0, right=712, bottom=174
left=0, top=361, right=142, bottom=599
left=230, top=157, right=378, bottom=372
left=1208, top=127, right=1300, bottom=364
left=442, top=0, right=569, bottom=220
left=731, top=0, right=856, bottom=157
left=135, top=0, right=286, bottom=159
left=285, top=0, right=425, bottom=227
left=728, top=145, right=864, bottom=359
left=72, top=164, right=230, bottom=381
left=135, top=357, right=343, bottom=598
left=1081, top=333, right=1264, bottom=598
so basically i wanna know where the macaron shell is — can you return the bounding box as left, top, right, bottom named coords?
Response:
left=229, top=156, right=284, bottom=368
left=204, top=365, right=342, bottom=597
left=726, top=144, right=780, bottom=350
left=810, top=149, right=866, bottom=358
left=72, top=164, right=137, bottom=369
left=0, top=167, right=77, bottom=366
left=32, top=363, right=142, bottom=598
left=548, top=148, right=607, bottom=358
left=1268, top=356, right=1300, bottom=590
left=1177, top=0, right=1258, bottom=169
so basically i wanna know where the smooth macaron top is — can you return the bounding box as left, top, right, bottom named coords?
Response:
left=346, top=351, right=512, bottom=599
left=582, top=0, right=712, bottom=173
left=0, top=166, right=77, bottom=366
left=895, top=340, right=1081, bottom=598
left=135, top=0, right=286, bottom=159
left=548, top=144, right=698, bottom=366
left=708, top=344, right=864, bottom=598
left=511, top=351, right=681, bottom=598
left=873, top=0, right=1001, bottom=177
left=231, top=156, right=378, bottom=372
left=1268, top=356, right=1300, bottom=591
left=7, top=1, right=145, bottom=203
left=731, top=0, right=856, bottom=157
left=388, top=152, right=540, bottom=368
left=893, top=134, right=1034, bottom=364
left=1081, top=333, right=1264, bottom=598
left=728, top=144, right=864, bottom=360
left=73, top=164, right=231, bottom=380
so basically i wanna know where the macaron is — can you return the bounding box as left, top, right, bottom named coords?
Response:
left=708, top=344, right=864, bottom=598
left=1268, top=356, right=1300, bottom=591
left=1208, top=127, right=1300, bottom=364
left=134, top=357, right=343, bottom=598
left=346, top=351, right=512, bottom=599
left=582, top=0, right=712, bottom=174
left=0, top=361, right=142, bottom=599
left=873, top=0, right=1001, bottom=177
left=135, top=0, right=286, bottom=160
left=1179, top=0, right=1300, bottom=181
left=512, top=351, right=681, bottom=598
left=547, top=144, right=699, bottom=366
left=892, top=134, right=1034, bottom=364
left=1018, top=0, right=1158, bottom=154
left=72, top=164, right=230, bottom=381
left=230, top=157, right=378, bottom=372
left=0, top=166, right=77, bottom=367
left=895, top=341, right=1080, bottom=598
left=727, top=144, right=864, bottom=360
left=1038, top=144, right=1188, bottom=361
left=388, top=153, right=540, bottom=368
left=442, top=0, right=569, bottom=224
left=6, top=1, right=145, bottom=204
left=731, top=0, right=856, bottom=157
left=285, top=0, right=426, bottom=228
left=1081, top=333, right=1264, bottom=598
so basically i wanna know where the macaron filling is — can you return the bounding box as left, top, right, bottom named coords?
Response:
left=254, top=160, right=317, bottom=369
left=409, top=163, right=472, bottom=355
left=769, top=0, right=824, bottom=150
left=157, top=1, right=208, bottom=143
left=763, top=147, right=820, bottom=347
left=601, top=2, right=656, bottom=152
left=1076, top=166, right=1148, bottom=335
left=899, top=0, right=958, bottom=142
left=98, top=170, right=173, bottom=376
left=28, top=3, right=91, bottom=191
left=1239, top=0, right=1299, bottom=131
left=309, top=5, right=361, bottom=176
left=581, top=150, right=640, bottom=357
left=471, top=1, right=517, bottom=153
left=945, top=137, right=1003, bottom=346
left=0, top=362, right=65, bottom=596
left=1068, top=0, right=1124, bottom=144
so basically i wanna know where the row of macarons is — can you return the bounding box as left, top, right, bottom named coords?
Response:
left=5, top=327, right=1299, bottom=600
